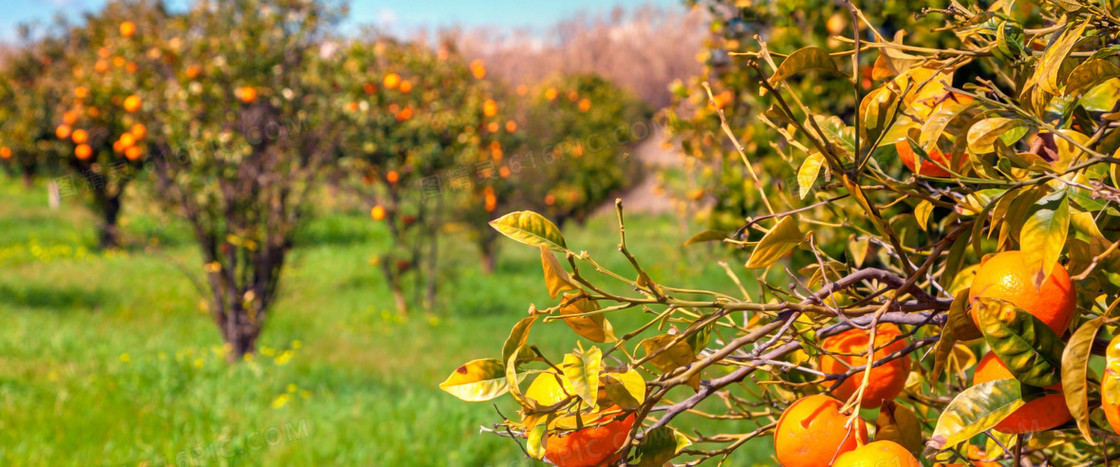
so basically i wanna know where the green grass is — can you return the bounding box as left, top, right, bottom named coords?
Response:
left=0, top=177, right=775, bottom=466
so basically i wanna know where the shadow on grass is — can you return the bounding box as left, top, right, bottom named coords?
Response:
left=0, top=281, right=108, bottom=312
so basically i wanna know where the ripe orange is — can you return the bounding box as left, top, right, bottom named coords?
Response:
left=185, top=65, right=202, bottom=79
left=972, top=351, right=1070, bottom=434
left=482, top=99, right=498, bottom=118
left=123, top=95, right=142, bottom=113
left=370, top=205, right=386, bottom=221
left=237, top=87, right=258, bottom=103
left=75, top=144, right=93, bottom=160
left=894, top=141, right=964, bottom=178
left=545, top=87, right=558, bottom=101
left=0, top=146, right=11, bottom=159
left=124, top=146, right=143, bottom=161
left=399, top=80, right=413, bottom=93
left=56, top=125, right=72, bottom=140
left=505, top=120, right=517, bottom=132
left=968, top=250, right=1076, bottom=336
left=470, top=59, right=486, bottom=79
left=1102, top=336, right=1120, bottom=435
left=74, top=87, right=89, bottom=100
left=826, top=13, right=849, bottom=36
left=119, top=21, right=136, bottom=37
left=95, top=60, right=109, bottom=73
left=383, top=73, right=401, bottom=90
left=395, top=107, right=413, bottom=122
left=119, top=133, right=136, bottom=149
left=71, top=129, right=89, bottom=144
left=833, top=440, right=919, bottom=467
left=578, top=98, right=591, bottom=113
left=63, top=109, right=79, bottom=124
left=131, top=123, right=147, bottom=140
left=774, top=394, right=868, bottom=467
left=819, top=323, right=911, bottom=409
left=386, top=171, right=400, bottom=184
left=544, top=412, right=635, bottom=467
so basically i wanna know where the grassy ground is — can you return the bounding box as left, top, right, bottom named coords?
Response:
left=0, top=177, right=775, bottom=466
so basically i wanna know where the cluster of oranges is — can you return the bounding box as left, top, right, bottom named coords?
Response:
left=775, top=249, right=1083, bottom=466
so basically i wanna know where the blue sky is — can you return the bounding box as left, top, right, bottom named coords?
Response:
left=2, top=0, right=682, bottom=42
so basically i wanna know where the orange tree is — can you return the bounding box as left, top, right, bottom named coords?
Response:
left=0, top=28, right=72, bottom=188
left=48, top=0, right=171, bottom=248
left=145, top=0, right=343, bottom=360
left=442, top=0, right=1120, bottom=465
left=335, top=40, right=517, bottom=310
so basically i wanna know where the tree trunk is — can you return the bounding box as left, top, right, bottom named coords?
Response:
left=222, top=305, right=260, bottom=363
left=481, top=250, right=495, bottom=275
left=21, top=170, right=33, bottom=189
left=391, top=286, right=408, bottom=315
left=99, top=196, right=122, bottom=249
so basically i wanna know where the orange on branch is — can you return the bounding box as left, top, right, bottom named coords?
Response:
left=386, top=171, right=400, bottom=184
left=972, top=351, right=1071, bottom=434
left=399, top=80, right=413, bottom=93
left=56, top=124, right=72, bottom=140
left=71, top=129, right=89, bottom=144
left=124, top=146, right=143, bottom=161
left=968, top=250, right=1076, bottom=336
left=774, top=394, right=868, bottom=467
left=370, top=205, right=386, bottom=221
left=119, top=21, right=136, bottom=37
left=395, top=107, right=413, bottom=121
left=819, top=323, right=911, bottom=409
left=505, top=120, right=517, bottom=132
left=482, top=99, right=498, bottom=118
left=237, top=87, right=258, bottom=103
left=833, top=440, right=919, bottom=467
left=894, top=141, right=964, bottom=178
left=469, top=59, right=486, bottom=79
left=578, top=98, right=591, bottom=113
left=383, top=72, right=401, bottom=89
left=63, top=109, right=79, bottom=124
left=1102, top=336, right=1120, bottom=435
left=123, top=95, right=142, bottom=113
left=185, top=65, right=202, bottom=79
left=74, top=87, right=88, bottom=100
left=544, top=411, right=635, bottom=467
left=0, top=146, right=11, bottom=159
left=119, top=133, right=136, bottom=148
left=75, top=144, right=93, bottom=160
left=131, top=123, right=147, bottom=140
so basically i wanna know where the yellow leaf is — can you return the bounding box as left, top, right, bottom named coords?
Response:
left=745, top=216, right=803, bottom=269
left=540, top=246, right=578, bottom=298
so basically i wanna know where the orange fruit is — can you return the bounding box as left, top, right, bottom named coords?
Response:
left=399, top=80, right=413, bottom=93
left=578, top=98, right=592, bottom=113
left=895, top=141, right=965, bottom=178
left=131, top=123, right=147, bottom=140
left=123, top=95, right=142, bottom=113
left=383, top=73, right=401, bottom=90
left=833, top=440, right=919, bottom=467
left=819, top=323, right=911, bottom=409
left=386, top=171, right=400, bottom=184
left=74, top=87, right=89, bottom=100
left=469, top=59, right=486, bottom=79
left=95, top=60, right=109, bottom=73
left=1102, top=336, right=1120, bottom=435
left=370, top=205, right=386, bottom=221
left=482, top=99, right=498, bottom=118
left=120, top=21, right=136, bottom=37
left=185, top=65, right=202, bottom=79
left=63, top=109, right=79, bottom=124
left=124, top=146, right=143, bottom=161
left=0, top=146, right=11, bottom=159
left=56, top=124, right=72, bottom=140
left=545, top=87, right=558, bottom=101
left=826, top=13, right=849, bottom=36
left=972, top=351, right=1070, bottom=433
left=774, top=394, right=868, bottom=467
left=395, top=107, right=412, bottom=122
left=75, top=144, right=93, bottom=160
left=968, top=250, right=1076, bottom=336
left=119, top=133, right=136, bottom=149
left=71, top=129, right=89, bottom=144
left=505, top=120, right=517, bottom=132
left=544, top=412, right=635, bottom=467
left=237, top=87, right=258, bottom=104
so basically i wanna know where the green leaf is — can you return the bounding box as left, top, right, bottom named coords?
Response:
left=558, top=293, right=617, bottom=343
left=603, top=369, right=646, bottom=410
left=1062, top=316, right=1105, bottom=444
left=541, top=246, right=578, bottom=298
left=631, top=426, right=691, bottom=467
left=1036, top=20, right=1090, bottom=95
left=966, top=117, right=1032, bottom=154
left=1020, top=193, right=1070, bottom=289
left=766, top=46, right=841, bottom=93
left=440, top=358, right=513, bottom=402
left=1066, top=59, right=1120, bottom=96
left=933, top=288, right=978, bottom=382
left=502, top=315, right=538, bottom=366
left=562, top=345, right=603, bottom=409
left=745, top=216, right=803, bottom=269
left=683, top=229, right=726, bottom=246
left=927, top=379, right=1026, bottom=452
left=812, top=114, right=857, bottom=158
left=797, top=152, right=826, bottom=199
left=490, top=211, right=567, bottom=252
left=975, top=297, right=1065, bottom=387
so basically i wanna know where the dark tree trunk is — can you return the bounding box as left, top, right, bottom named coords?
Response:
left=21, top=170, right=33, bottom=189
left=221, top=302, right=261, bottom=362
left=99, top=196, right=122, bottom=249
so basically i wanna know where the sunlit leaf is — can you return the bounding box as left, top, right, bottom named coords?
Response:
left=440, top=358, right=513, bottom=402
left=1066, top=59, right=1120, bottom=96
left=745, top=216, right=803, bottom=269
left=876, top=400, right=924, bottom=455
left=631, top=426, right=691, bottom=467
left=765, top=46, right=842, bottom=94
left=966, top=117, right=1032, bottom=154
left=915, top=200, right=934, bottom=232
left=603, top=369, right=646, bottom=410
left=975, top=297, right=1064, bottom=387
left=541, top=246, right=578, bottom=299
left=1035, top=20, right=1090, bottom=94
left=502, top=315, right=538, bottom=366
left=639, top=334, right=699, bottom=389
left=683, top=229, right=726, bottom=246
left=562, top=345, right=603, bottom=409
left=490, top=211, right=567, bottom=252
left=559, top=292, right=617, bottom=343
left=797, top=152, right=825, bottom=199
left=526, top=422, right=547, bottom=460
left=927, top=379, right=1026, bottom=452
left=933, top=288, right=978, bottom=382
left=1062, top=316, right=1105, bottom=443
left=1020, top=193, right=1070, bottom=288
